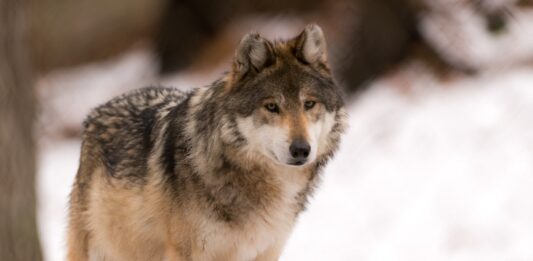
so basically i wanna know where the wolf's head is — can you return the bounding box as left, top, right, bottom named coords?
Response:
left=221, top=24, right=345, bottom=168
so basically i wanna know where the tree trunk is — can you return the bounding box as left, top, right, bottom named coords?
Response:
left=0, top=0, right=43, bottom=259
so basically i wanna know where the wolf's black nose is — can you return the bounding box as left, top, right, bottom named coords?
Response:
left=290, top=139, right=310, bottom=160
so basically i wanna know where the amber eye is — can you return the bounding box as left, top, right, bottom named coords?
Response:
left=264, top=103, right=279, bottom=113
left=304, top=101, right=316, bottom=110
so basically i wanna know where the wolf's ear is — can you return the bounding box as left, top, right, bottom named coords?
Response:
left=292, top=24, right=328, bottom=65
left=232, top=33, right=275, bottom=79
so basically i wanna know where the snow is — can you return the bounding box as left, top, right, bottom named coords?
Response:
left=37, top=50, right=533, bottom=260
left=38, top=141, right=80, bottom=261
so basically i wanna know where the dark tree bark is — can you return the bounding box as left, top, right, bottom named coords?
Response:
left=0, top=0, right=43, bottom=260
left=30, top=0, right=163, bottom=72
left=155, top=0, right=323, bottom=74
left=333, top=0, right=417, bottom=93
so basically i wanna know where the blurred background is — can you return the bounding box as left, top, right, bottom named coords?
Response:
left=2, top=0, right=533, bottom=260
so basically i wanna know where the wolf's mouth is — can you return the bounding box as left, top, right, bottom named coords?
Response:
left=289, top=160, right=306, bottom=166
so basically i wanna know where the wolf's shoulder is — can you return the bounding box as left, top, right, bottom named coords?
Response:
left=81, top=87, right=189, bottom=176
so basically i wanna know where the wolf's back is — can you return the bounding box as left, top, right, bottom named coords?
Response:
left=81, top=87, right=187, bottom=180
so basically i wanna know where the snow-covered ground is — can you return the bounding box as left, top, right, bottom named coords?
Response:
left=37, top=50, right=533, bottom=260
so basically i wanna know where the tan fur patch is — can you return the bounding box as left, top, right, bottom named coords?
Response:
left=286, top=110, right=310, bottom=142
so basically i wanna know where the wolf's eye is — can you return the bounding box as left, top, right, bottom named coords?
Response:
left=264, top=103, right=279, bottom=113
left=304, top=101, right=316, bottom=110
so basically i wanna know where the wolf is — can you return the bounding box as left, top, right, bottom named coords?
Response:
left=67, top=24, right=347, bottom=261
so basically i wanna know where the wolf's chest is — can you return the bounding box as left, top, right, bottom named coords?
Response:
left=199, top=213, right=290, bottom=260
left=198, top=170, right=308, bottom=260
